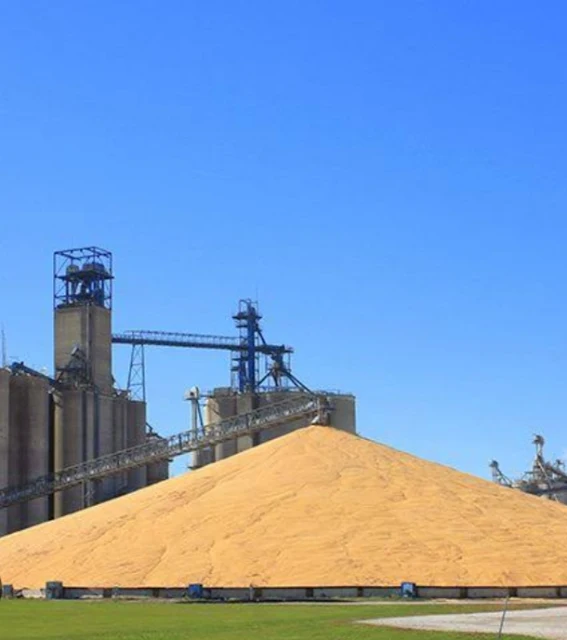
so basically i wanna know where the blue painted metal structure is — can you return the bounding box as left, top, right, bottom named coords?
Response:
left=113, top=300, right=303, bottom=397
left=54, top=247, right=113, bottom=310
left=230, top=299, right=310, bottom=393
left=232, top=299, right=263, bottom=392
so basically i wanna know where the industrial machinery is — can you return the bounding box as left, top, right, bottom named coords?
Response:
left=0, top=247, right=163, bottom=536
left=112, top=298, right=356, bottom=470
left=0, top=247, right=356, bottom=535
left=112, top=299, right=305, bottom=403
left=54, top=247, right=113, bottom=310
left=491, top=434, right=567, bottom=503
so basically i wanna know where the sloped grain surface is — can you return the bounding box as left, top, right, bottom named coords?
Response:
left=1, top=427, right=566, bottom=587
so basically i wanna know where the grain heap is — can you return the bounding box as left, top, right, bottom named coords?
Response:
left=2, top=426, right=567, bottom=588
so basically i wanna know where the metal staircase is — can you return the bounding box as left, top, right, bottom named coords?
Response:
left=0, top=394, right=331, bottom=510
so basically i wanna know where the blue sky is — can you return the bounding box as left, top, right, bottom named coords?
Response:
left=1, top=1, right=567, bottom=480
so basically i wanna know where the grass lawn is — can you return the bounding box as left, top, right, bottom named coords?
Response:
left=0, top=600, right=547, bottom=640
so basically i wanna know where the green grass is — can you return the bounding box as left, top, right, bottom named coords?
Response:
left=0, top=600, right=547, bottom=640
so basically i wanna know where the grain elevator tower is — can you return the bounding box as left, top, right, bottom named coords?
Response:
left=52, top=248, right=147, bottom=518
left=53, top=247, right=113, bottom=391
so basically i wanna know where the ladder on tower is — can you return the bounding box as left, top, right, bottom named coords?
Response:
left=0, top=394, right=332, bottom=510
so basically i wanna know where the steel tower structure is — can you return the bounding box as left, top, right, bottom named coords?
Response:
left=491, top=434, right=567, bottom=503
left=112, top=300, right=309, bottom=401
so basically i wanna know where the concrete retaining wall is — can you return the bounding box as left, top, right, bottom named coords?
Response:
left=417, top=587, right=466, bottom=599
left=208, top=588, right=249, bottom=600
left=362, top=587, right=398, bottom=597
left=516, top=586, right=561, bottom=598
left=63, top=587, right=106, bottom=599
left=313, top=587, right=360, bottom=599
left=261, top=588, right=307, bottom=600
left=466, top=587, right=511, bottom=598
left=37, top=583, right=567, bottom=601
left=156, top=588, right=187, bottom=599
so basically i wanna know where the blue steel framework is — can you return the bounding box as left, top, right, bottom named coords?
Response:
left=232, top=299, right=263, bottom=392
left=54, top=247, right=113, bottom=310
left=113, top=300, right=303, bottom=400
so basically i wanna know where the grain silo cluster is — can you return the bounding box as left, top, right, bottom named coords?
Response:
left=0, top=246, right=354, bottom=538
left=3, top=246, right=567, bottom=596
left=1, top=248, right=168, bottom=537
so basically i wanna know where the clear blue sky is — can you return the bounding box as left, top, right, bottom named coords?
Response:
left=1, top=1, right=566, bottom=480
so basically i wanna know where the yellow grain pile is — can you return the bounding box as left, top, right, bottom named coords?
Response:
left=2, top=426, right=567, bottom=588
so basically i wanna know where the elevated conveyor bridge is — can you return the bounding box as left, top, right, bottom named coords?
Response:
left=0, top=394, right=331, bottom=510
left=112, top=330, right=291, bottom=355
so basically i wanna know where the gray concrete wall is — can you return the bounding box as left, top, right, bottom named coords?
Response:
left=54, top=389, right=106, bottom=514
left=5, top=376, right=50, bottom=533
left=63, top=587, right=106, bottom=599
left=235, top=393, right=255, bottom=451
left=25, top=583, right=567, bottom=601
left=54, top=389, right=153, bottom=517
left=96, top=393, right=116, bottom=502
left=261, top=587, right=309, bottom=600
left=6, top=376, right=20, bottom=533
left=328, top=394, right=356, bottom=433
left=146, top=435, right=169, bottom=487
left=516, top=586, right=560, bottom=598
left=127, top=400, right=147, bottom=491
left=208, top=587, right=250, bottom=600
left=54, top=305, right=112, bottom=392
left=195, top=390, right=357, bottom=469
left=52, top=297, right=121, bottom=516
left=206, top=391, right=238, bottom=461
left=52, top=392, right=65, bottom=519
left=1, top=296, right=160, bottom=534
left=255, top=391, right=317, bottom=446
left=466, top=587, right=510, bottom=598
left=54, top=389, right=86, bottom=517
left=362, top=587, right=398, bottom=597
left=313, top=587, right=359, bottom=599
left=146, top=460, right=169, bottom=486
left=112, top=393, right=129, bottom=495
left=192, top=446, right=214, bottom=468
left=417, top=587, right=465, bottom=598
left=16, top=376, right=50, bottom=529
left=259, top=392, right=355, bottom=441
left=196, top=389, right=263, bottom=465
